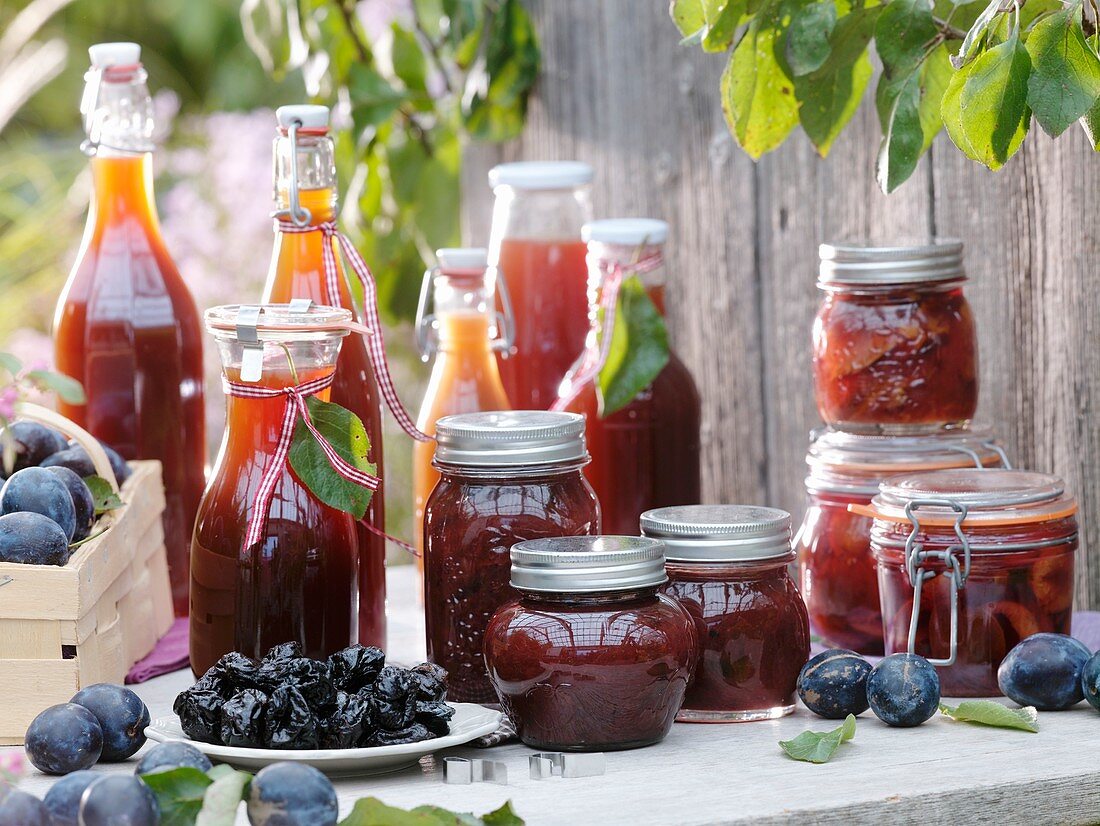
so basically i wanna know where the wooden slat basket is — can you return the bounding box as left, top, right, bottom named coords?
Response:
left=0, top=404, right=174, bottom=744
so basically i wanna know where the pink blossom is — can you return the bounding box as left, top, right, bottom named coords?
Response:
left=0, top=750, right=25, bottom=785
left=0, top=386, right=16, bottom=421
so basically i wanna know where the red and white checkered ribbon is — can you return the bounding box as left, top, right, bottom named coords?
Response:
left=275, top=220, right=432, bottom=442
left=551, top=250, right=665, bottom=411
left=224, top=371, right=381, bottom=549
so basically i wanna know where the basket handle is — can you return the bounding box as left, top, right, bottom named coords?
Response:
left=13, top=402, right=119, bottom=492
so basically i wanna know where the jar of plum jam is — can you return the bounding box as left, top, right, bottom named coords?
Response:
left=423, top=411, right=600, bottom=703
left=813, top=240, right=978, bottom=433
left=795, top=428, right=1009, bottom=655
left=484, top=536, right=697, bottom=751
left=642, top=505, right=809, bottom=722
left=863, top=469, right=1077, bottom=696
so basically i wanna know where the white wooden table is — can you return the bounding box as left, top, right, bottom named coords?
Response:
left=8, top=566, right=1100, bottom=825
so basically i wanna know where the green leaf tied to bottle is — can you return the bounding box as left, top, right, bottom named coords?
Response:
left=288, top=397, right=377, bottom=520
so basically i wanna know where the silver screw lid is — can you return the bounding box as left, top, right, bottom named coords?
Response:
left=818, top=239, right=965, bottom=287
left=434, top=411, right=587, bottom=467
left=640, top=505, right=792, bottom=562
left=510, top=536, right=667, bottom=593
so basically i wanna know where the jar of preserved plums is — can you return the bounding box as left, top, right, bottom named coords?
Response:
left=484, top=536, right=697, bottom=751
left=642, top=505, right=809, bottom=722
left=423, top=411, right=600, bottom=703
left=795, top=428, right=1010, bottom=655
left=813, top=240, right=978, bottom=433
left=862, top=469, right=1077, bottom=696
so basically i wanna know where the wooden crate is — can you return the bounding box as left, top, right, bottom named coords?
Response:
left=0, top=460, right=173, bottom=744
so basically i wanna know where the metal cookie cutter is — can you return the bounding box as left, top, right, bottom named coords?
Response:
left=443, top=757, right=508, bottom=785
left=529, top=752, right=605, bottom=780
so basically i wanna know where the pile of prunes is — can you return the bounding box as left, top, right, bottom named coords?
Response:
left=173, top=642, right=453, bottom=750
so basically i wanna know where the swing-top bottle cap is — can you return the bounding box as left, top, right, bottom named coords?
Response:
left=436, top=248, right=488, bottom=273
left=489, top=161, right=593, bottom=190
left=583, top=218, right=668, bottom=246
left=276, top=105, right=330, bottom=131
left=89, top=43, right=141, bottom=70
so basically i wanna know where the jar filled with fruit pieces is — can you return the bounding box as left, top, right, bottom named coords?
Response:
left=813, top=240, right=978, bottom=433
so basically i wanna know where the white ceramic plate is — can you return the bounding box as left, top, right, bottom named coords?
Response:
left=146, top=703, right=501, bottom=776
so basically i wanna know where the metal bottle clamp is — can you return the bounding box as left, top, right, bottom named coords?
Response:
left=443, top=757, right=508, bottom=785
left=943, top=440, right=1013, bottom=469
left=272, top=118, right=311, bottom=227
left=903, top=498, right=970, bottom=667
left=236, top=305, right=265, bottom=382
left=529, top=752, right=605, bottom=780
left=414, top=264, right=517, bottom=361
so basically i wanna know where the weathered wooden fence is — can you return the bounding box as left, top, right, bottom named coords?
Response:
left=461, top=0, right=1100, bottom=607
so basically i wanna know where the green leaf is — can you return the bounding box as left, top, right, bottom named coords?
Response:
left=463, top=0, right=540, bottom=142
left=787, top=0, right=837, bottom=76
left=720, top=2, right=799, bottom=159
left=410, top=807, right=484, bottom=826
left=83, top=475, right=123, bottom=514
left=0, top=353, right=21, bottom=378
left=793, top=6, right=880, bottom=156
left=481, top=803, right=525, bottom=826
left=26, top=370, right=85, bottom=405
left=939, top=700, right=1040, bottom=732
left=1081, top=33, right=1100, bottom=148
left=875, top=0, right=937, bottom=76
left=670, top=0, right=706, bottom=38
left=392, top=23, right=428, bottom=93
left=196, top=768, right=251, bottom=826
left=953, top=0, right=1003, bottom=68
left=597, top=275, right=670, bottom=417
left=1025, top=7, right=1100, bottom=137
left=140, top=766, right=212, bottom=826
left=348, top=63, right=406, bottom=135
left=702, top=0, right=747, bottom=52
left=288, top=397, right=376, bottom=520
left=941, top=29, right=1031, bottom=169
left=779, top=713, right=857, bottom=763
left=340, top=797, right=449, bottom=825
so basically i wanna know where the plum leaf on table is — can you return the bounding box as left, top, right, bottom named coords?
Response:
left=339, top=798, right=524, bottom=826
left=778, top=713, right=857, bottom=764
left=939, top=701, right=1040, bottom=733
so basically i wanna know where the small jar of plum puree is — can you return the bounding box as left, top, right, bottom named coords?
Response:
left=814, top=240, right=978, bottom=433
left=642, top=505, right=810, bottom=722
left=424, top=411, right=600, bottom=704
left=483, top=536, right=697, bottom=751
left=862, top=469, right=1078, bottom=696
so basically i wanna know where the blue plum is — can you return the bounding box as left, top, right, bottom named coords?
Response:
left=797, top=649, right=872, bottom=719
left=71, top=684, right=150, bottom=762
left=1081, top=651, right=1100, bottom=711
left=1, top=421, right=67, bottom=473
left=866, top=653, right=940, bottom=727
left=134, top=741, right=212, bottom=776
left=40, top=448, right=96, bottom=479
left=0, top=466, right=77, bottom=540
left=79, top=775, right=158, bottom=826
left=0, top=788, right=50, bottom=826
left=44, top=467, right=95, bottom=542
left=998, top=632, right=1090, bottom=710
left=62, top=440, right=132, bottom=485
left=42, top=769, right=99, bottom=826
left=247, top=762, right=338, bottom=826
left=24, top=703, right=103, bottom=775
left=0, top=511, right=70, bottom=565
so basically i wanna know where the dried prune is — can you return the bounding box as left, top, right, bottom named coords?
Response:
left=318, top=691, right=373, bottom=749
left=210, top=651, right=261, bottom=689
left=328, top=645, right=385, bottom=693
left=415, top=701, right=454, bottom=736
left=367, top=666, right=417, bottom=730
left=264, top=686, right=318, bottom=750
left=258, top=657, right=335, bottom=708
left=366, top=723, right=433, bottom=747
left=264, top=641, right=304, bottom=662
left=220, top=689, right=268, bottom=748
left=409, top=662, right=448, bottom=702
left=173, top=689, right=223, bottom=745
left=192, top=670, right=232, bottom=698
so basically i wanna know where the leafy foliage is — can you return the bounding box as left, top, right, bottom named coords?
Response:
left=939, top=700, right=1040, bottom=731
left=289, top=396, right=377, bottom=520
left=671, top=0, right=1100, bottom=191
left=778, top=713, right=857, bottom=763
left=246, top=0, right=541, bottom=322
left=598, top=276, right=670, bottom=416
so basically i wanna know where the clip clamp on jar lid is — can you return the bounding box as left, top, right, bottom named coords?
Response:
left=855, top=468, right=1078, bottom=667
left=640, top=505, right=792, bottom=562
left=433, top=411, right=587, bottom=468
left=510, top=536, right=667, bottom=593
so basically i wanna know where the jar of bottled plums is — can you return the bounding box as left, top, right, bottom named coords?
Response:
left=484, top=536, right=697, bottom=751
left=642, top=505, right=809, bottom=722
left=813, top=240, right=978, bottom=433
left=795, top=428, right=1010, bottom=655
left=423, top=411, right=600, bottom=703
left=863, top=469, right=1077, bottom=696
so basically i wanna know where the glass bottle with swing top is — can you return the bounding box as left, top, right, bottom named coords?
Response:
left=190, top=303, right=360, bottom=676
left=261, top=105, right=387, bottom=647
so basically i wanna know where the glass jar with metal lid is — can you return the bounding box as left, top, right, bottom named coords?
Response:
left=813, top=240, right=978, bottom=433
left=483, top=536, right=697, bottom=751
left=423, top=411, right=600, bottom=703
left=795, top=427, right=1010, bottom=655
left=858, top=469, right=1078, bottom=696
left=642, top=505, right=809, bottom=722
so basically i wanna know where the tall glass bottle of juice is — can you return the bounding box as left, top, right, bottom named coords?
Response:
left=261, top=105, right=387, bottom=647
left=412, top=248, right=512, bottom=556
left=558, top=219, right=702, bottom=534
left=487, top=162, right=593, bottom=409
left=54, top=43, right=205, bottom=617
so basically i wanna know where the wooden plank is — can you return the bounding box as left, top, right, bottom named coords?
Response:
left=0, top=660, right=79, bottom=743
left=0, top=618, right=61, bottom=658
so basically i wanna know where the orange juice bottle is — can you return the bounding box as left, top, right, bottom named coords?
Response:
left=413, top=248, right=512, bottom=556
left=260, top=105, right=386, bottom=646
left=54, top=43, right=205, bottom=617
